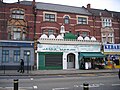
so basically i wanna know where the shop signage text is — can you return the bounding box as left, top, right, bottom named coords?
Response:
left=104, top=44, right=120, bottom=52
left=38, top=44, right=100, bottom=52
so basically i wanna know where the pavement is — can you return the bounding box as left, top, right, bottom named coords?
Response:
left=0, top=69, right=119, bottom=76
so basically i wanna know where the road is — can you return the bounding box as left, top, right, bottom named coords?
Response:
left=0, top=73, right=120, bottom=90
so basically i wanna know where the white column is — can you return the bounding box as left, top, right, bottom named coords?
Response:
left=75, top=53, right=79, bottom=69
left=63, top=53, right=67, bottom=70
left=37, top=52, right=39, bottom=70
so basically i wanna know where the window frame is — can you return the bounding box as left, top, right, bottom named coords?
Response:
left=24, top=50, right=30, bottom=63
left=11, top=9, right=25, bottom=20
left=64, top=16, right=70, bottom=24
left=43, top=12, right=57, bottom=22
left=13, top=50, right=20, bottom=62
left=76, top=15, right=88, bottom=25
left=101, top=33, right=114, bottom=44
left=102, top=18, right=112, bottom=27
left=48, top=29, right=54, bottom=36
left=2, top=50, right=9, bottom=63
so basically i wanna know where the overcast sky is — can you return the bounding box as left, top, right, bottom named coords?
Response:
left=3, top=0, right=120, bottom=12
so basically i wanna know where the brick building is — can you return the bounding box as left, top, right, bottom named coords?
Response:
left=0, top=0, right=120, bottom=43
left=0, top=0, right=120, bottom=70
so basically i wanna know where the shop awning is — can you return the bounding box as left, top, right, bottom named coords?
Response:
left=80, top=52, right=105, bottom=58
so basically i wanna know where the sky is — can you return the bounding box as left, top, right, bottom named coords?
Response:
left=3, top=0, right=120, bottom=12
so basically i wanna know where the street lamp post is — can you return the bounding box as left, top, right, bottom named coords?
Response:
left=27, top=52, right=30, bottom=74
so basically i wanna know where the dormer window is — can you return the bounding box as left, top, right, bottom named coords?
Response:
left=11, top=9, right=25, bottom=19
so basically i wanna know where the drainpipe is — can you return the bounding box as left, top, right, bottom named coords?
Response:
left=33, top=0, right=37, bottom=70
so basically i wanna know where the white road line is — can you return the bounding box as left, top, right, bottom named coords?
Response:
left=80, top=83, right=104, bottom=88
left=33, top=86, right=38, bottom=89
left=112, top=84, right=120, bottom=86
left=52, top=87, right=69, bottom=90
left=30, top=78, right=33, bottom=80
left=74, top=85, right=79, bottom=87
left=0, top=87, right=33, bottom=89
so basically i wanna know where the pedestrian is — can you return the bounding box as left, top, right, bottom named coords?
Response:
left=118, top=69, right=120, bottom=79
left=17, top=59, right=24, bottom=73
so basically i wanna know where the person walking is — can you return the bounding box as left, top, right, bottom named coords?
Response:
left=18, top=59, right=24, bottom=73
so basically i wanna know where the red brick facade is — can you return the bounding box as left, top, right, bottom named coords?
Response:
left=0, top=0, right=120, bottom=43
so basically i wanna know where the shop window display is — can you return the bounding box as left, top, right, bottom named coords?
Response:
left=80, top=57, right=105, bottom=69
left=106, top=55, right=120, bottom=68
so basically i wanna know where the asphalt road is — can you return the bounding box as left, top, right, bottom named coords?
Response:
left=0, top=73, right=120, bottom=90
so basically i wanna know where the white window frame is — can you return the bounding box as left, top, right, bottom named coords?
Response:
left=102, top=18, right=112, bottom=27
left=76, top=15, right=88, bottom=24
left=11, top=9, right=25, bottom=19
left=101, top=33, right=114, bottom=44
left=43, top=12, right=57, bottom=22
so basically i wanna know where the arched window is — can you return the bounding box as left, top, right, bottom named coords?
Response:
left=64, top=16, right=69, bottom=24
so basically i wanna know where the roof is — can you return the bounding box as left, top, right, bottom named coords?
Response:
left=19, top=1, right=32, bottom=6
left=19, top=1, right=120, bottom=18
left=19, top=1, right=91, bottom=15
left=87, top=8, right=120, bottom=18
left=36, top=2, right=91, bottom=15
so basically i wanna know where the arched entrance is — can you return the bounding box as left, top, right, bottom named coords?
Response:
left=67, top=53, right=75, bottom=69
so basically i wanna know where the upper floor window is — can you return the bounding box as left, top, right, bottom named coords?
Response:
left=8, top=27, right=26, bottom=40
left=78, top=17, right=87, bottom=24
left=82, top=32, right=88, bottom=37
left=64, top=16, right=69, bottom=24
left=76, top=31, right=80, bottom=37
left=42, top=29, right=54, bottom=36
left=101, top=33, right=114, bottom=44
left=45, top=14, right=55, bottom=22
left=48, top=30, right=54, bottom=36
left=11, top=9, right=25, bottom=19
left=102, top=18, right=112, bottom=27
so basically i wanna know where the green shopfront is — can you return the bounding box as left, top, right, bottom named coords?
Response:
left=37, top=39, right=104, bottom=70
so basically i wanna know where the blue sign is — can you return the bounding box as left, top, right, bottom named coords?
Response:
left=104, top=44, right=120, bottom=52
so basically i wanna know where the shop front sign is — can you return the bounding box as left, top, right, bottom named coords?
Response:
left=37, top=44, right=100, bottom=52
left=104, top=44, right=120, bottom=52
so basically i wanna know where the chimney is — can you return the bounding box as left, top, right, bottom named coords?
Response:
left=87, top=4, right=91, bottom=9
left=18, top=0, right=20, bottom=3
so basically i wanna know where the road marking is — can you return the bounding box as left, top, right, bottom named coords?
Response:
left=0, top=87, right=33, bottom=89
left=112, top=84, right=120, bottom=86
left=33, top=86, right=38, bottom=89
left=52, top=87, right=69, bottom=90
left=80, top=83, right=104, bottom=88
left=89, top=84, right=100, bottom=87
left=74, top=85, right=79, bottom=87
left=30, top=78, right=33, bottom=80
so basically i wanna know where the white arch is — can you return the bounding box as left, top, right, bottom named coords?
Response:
left=84, top=36, right=90, bottom=40
left=56, top=35, right=63, bottom=39
left=77, top=36, right=84, bottom=40
left=49, top=34, right=55, bottom=39
left=40, top=34, right=48, bottom=39
left=91, top=36, right=96, bottom=41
